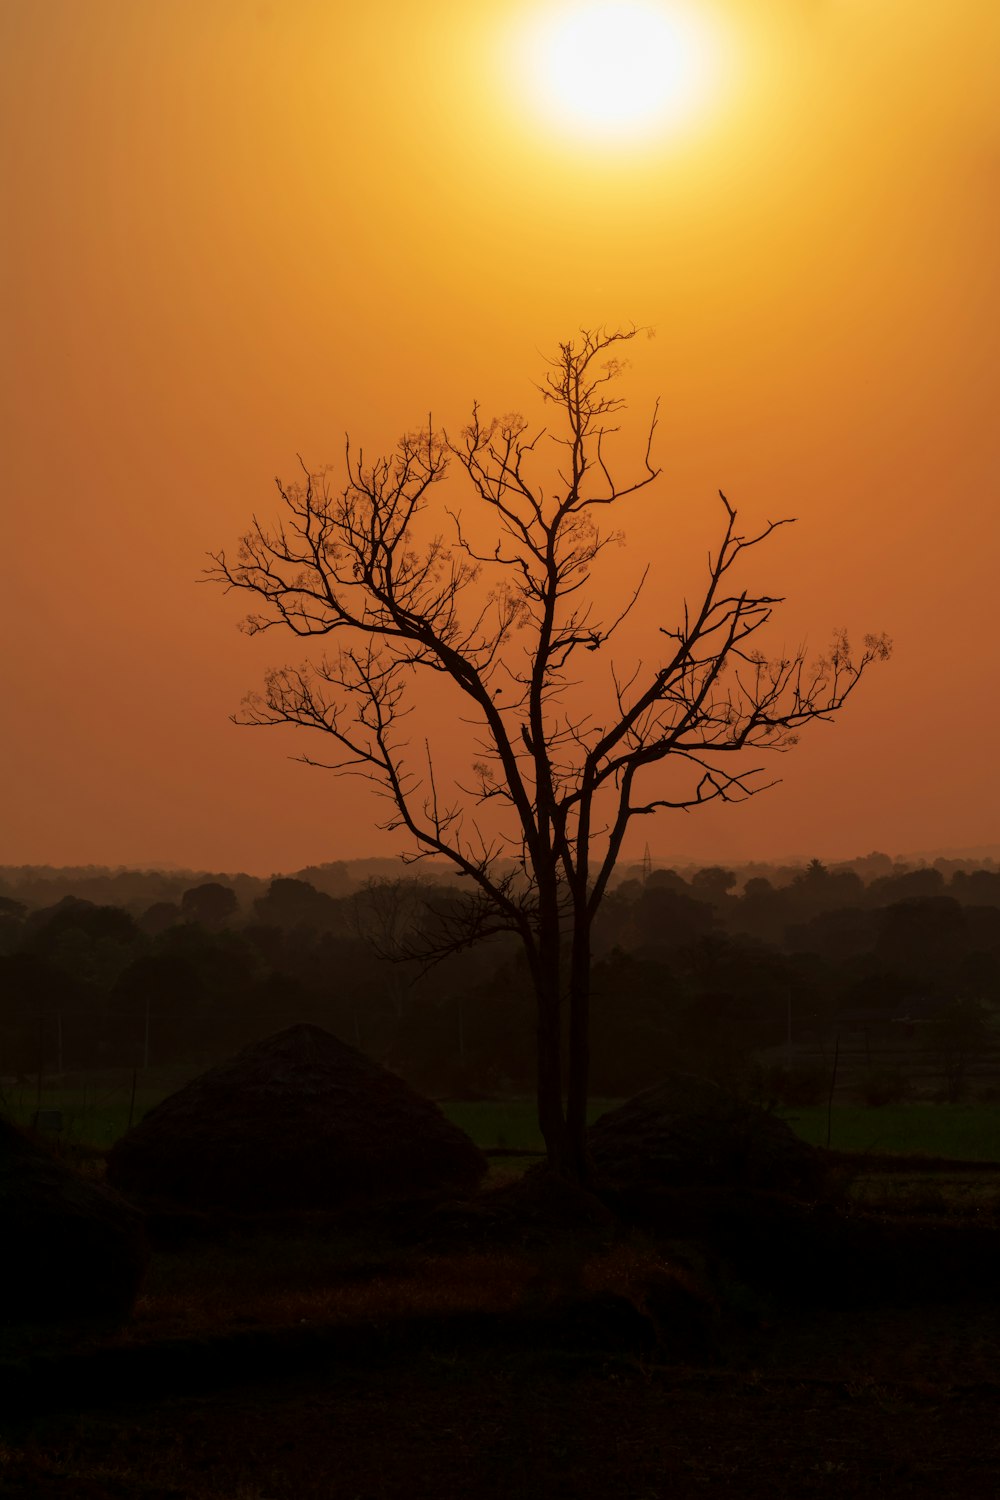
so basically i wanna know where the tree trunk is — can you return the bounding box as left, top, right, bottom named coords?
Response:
left=565, top=916, right=592, bottom=1184
left=535, top=981, right=568, bottom=1172
left=530, top=888, right=592, bottom=1185
left=531, top=878, right=572, bottom=1174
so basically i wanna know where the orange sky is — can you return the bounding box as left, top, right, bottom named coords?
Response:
left=2, top=0, right=998, bottom=876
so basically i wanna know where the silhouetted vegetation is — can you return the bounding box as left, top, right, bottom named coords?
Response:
left=208, top=328, right=889, bottom=1181
left=2, top=853, right=999, bottom=1106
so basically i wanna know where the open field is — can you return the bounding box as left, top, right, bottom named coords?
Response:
left=0, top=1082, right=622, bottom=1154
left=0, top=1068, right=203, bottom=1148
left=778, top=1103, right=1000, bottom=1161
left=7, top=1076, right=1000, bottom=1163
left=446, top=1100, right=1000, bottom=1164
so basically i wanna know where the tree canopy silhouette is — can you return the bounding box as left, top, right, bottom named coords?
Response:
left=208, top=326, right=889, bottom=1180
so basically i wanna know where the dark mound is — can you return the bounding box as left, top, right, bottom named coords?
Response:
left=0, top=1117, right=146, bottom=1324
left=588, top=1072, right=826, bottom=1199
left=487, top=1165, right=618, bottom=1237
left=418, top=1165, right=619, bottom=1251
left=106, top=1024, right=488, bottom=1211
left=598, top=1183, right=1000, bottom=1308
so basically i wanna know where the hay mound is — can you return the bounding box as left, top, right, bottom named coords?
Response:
left=588, top=1072, right=826, bottom=1199
left=0, top=1118, right=146, bottom=1324
left=106, top=1024, right=487, bottom=1211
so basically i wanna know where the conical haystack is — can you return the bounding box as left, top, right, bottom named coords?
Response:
left=0, top=1118, right=146, bottom=1323
left=588, top=1072, right=826, bottom=1198
left=106, top=1024, right=487, bottom=1210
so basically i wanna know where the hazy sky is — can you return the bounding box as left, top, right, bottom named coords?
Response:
left=2, top=0, right=998, bottom=876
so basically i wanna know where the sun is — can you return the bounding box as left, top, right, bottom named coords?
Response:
left=521, top=1, right=711, bottom=141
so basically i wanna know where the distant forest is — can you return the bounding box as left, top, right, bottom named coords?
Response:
left=2, top=854, right=999, bottom=1104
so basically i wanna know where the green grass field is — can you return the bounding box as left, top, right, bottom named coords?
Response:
left=777, top=1103, right=1000, bottom=1161
left=0, top=1083, right=613, bottom=1154
left=442, top=1099, right=1000, bottom=1162
left=440, top=1098, right=622, bottom=1153
left=0, top=1069, right=200, bottom=1148
left=6, top=1078, right=1000, bottom=1162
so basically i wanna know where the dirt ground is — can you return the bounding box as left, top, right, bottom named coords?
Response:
left=5, top=1160, right=1000, bottom=1499
left=4, top=1299, right=1000, bottom=1500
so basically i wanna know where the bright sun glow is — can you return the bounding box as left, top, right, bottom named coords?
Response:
left=521, top=1, right=713, bottom=141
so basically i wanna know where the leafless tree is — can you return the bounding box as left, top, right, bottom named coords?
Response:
left=208, top=327, right=890, bottom=1181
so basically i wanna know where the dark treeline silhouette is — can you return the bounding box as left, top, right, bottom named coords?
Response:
left=1, top=855, right=999, bottom=1104
left=0, top=857, right=459, bottom=914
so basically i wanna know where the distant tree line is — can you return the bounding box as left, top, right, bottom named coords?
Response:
left=1, top=857, right=998, bottom=1102
left=0, top=858, right=457, bottom=913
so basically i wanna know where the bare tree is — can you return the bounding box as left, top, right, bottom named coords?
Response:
left=208, top=326, right=889, bottom=1181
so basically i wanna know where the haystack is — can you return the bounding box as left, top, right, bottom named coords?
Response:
left=106, top=1024, right=487, bottom=1211
left=588, top=1072, right=826, bottom=1198
left=0, top=1117, right=146, bottom=1323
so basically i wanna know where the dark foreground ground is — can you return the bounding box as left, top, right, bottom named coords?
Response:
left=4, top=1160, right=1000, bottom=1499
left=4, top=1306, right=1000, bottom=1500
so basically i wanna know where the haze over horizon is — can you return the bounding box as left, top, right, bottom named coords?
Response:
left=3, top=1, right=997, bottom=876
